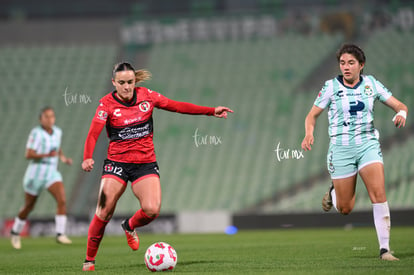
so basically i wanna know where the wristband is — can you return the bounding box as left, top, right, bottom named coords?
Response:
left=392, top=110, right=407, bottom=122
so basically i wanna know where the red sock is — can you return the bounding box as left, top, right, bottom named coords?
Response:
left=128, top=209, right=157, bottom=229
left=86, top=215, right=109, bottom=262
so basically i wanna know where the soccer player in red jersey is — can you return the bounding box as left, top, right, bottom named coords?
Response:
left=81, top=62, right=233, bottom=271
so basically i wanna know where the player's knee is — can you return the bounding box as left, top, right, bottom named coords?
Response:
left=142, top=204, right=161, bottom=218
left=339, top=206, right=353, bottom=215
left=143, top=208, right=160, bottom=218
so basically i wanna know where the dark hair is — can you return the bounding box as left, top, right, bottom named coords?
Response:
left=39, top=106, right=54, bottom=119
left=112, top=62, right=152, bottom=83
left=336, top=44, right=366, bottom=64
left=112, top=62, right=135, bottom=78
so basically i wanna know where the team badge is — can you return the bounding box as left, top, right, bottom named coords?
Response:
left=364, top=85, right=374, bottom=96
left=97, top=110, right=108, bottom=121
left=139, top=101, right=151, bottom=112
left=104, top=163, right=114, bottom=172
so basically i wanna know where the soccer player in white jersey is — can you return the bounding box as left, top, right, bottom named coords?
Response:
left=10, top=106, right=73, bottom=249
left=301, top=44, right=407, bottom=261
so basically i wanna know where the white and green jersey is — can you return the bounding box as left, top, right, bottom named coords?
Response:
left=24, top=125, right=62, bottom=180
left=314, top=75, right=392, bottom=145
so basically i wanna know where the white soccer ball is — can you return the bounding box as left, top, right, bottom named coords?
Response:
left=144, top=242, right=178, bottom=272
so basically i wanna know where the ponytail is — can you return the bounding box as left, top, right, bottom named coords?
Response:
left=113, top=62, right=152, bottom=84
left=135, top=69, right=152, bottom=83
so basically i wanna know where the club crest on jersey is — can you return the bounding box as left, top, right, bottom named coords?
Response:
left=364, top=85, right=374, bottom=96
left=97, top=110, right=108, bottom=121
left=139, top=101, right=151, bottom=112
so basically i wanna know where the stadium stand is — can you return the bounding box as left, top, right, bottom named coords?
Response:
left=0, top=25, right=412, bottom=220
left=106, top=28, right=414, bottom=216
left=113, top=33, right=345, bottom=214
left=256, top=28, right=414, bottom=213
left=266, top=135, right=414, bottom=213
left=0, top=44, right=118, bottom=218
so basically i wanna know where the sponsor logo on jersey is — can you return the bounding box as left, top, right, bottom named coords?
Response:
left=139, top=101, right=151, bottom=112
left=364, top=85, right=374, bottom=96
left=124, top=117, right=142, bottom=125
left=349, top=100, right=365, bottom=115
left=114, top=109, right=122, bottom=117
left=337, top=90, right=344, bottom=98
left=119, top=124, right=150, bottom=139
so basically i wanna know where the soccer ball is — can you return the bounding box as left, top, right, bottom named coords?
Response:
left=144, top=242, right=178, bottom=272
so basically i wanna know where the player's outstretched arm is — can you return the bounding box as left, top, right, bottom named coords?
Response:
left=214, top=106, right=234, bottom=118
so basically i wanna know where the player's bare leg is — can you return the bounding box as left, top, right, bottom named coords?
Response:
left=359, top=163, right=386, bottom=204
left=132, top=176, right=161, bottom=218
left=96, top=177, right=127, bottom=220
left=328, top=175, right=357, bottom=215
left=121, top=176, right=161, bottom=251
left=359, top=163, right=399, bottom=261
left=48, top=181, right=71, bottom=244
left=18, top=193, right=38, bottom=219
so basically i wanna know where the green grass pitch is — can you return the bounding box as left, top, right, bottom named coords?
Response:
left=0, top=227, right=413, bottom=274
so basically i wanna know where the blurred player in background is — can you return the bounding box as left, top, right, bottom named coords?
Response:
left=10, top=106, right=73, bottom=249
left=81, top=62, right=233, bottom=271
left=302, top=44, right=407, bottom=261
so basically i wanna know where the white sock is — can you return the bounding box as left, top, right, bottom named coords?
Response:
left=12, top=217, right=26, bottom=235
left=331, top=188, right=338, bottom=212
left=372, top=201, right=391, bottom=251
left=55, top=215, right=67, bottom=235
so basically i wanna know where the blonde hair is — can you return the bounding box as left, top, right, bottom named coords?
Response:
left=135, top=69, right=152, bottom=83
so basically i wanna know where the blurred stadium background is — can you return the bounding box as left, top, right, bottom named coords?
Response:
left=0, top=0, right=413, bottom=236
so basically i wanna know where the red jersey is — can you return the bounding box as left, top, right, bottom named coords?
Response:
left=84, top=87, right=215, bottom=163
